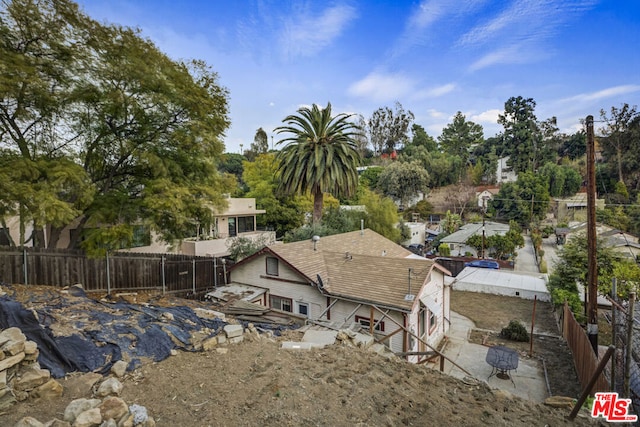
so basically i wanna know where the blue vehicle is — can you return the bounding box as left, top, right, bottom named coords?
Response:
left=464, top=260, right=500, bottom=269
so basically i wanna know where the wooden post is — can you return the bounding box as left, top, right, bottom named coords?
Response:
left=529, top=295, right=537, bottom=356
left=161, top=256, right=166, bottom=295
left=586, top=115, right=598, bottom=353
left=192, top=259, right=196, bottom=296
left=22, top=248, right=27, bottom=285
left=624, top=292, right=635, bottom=398
left=611, top=278, right=617, bottom=391
left=106, top=252, right=111, bottom=295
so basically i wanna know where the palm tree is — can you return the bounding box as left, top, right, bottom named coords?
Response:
left=275, top=103, right=361, bottom=225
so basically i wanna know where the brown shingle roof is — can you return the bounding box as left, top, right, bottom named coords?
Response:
left=322, top=252, right=435, bottom=310
left=268, top=229, right=413, bottom=281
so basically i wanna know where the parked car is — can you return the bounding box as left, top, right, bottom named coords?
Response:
left=464, top=259, right=500, bottom=269
left=406, top=243, right=425, bottom=255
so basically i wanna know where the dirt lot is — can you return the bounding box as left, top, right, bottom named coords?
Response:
left=1, top=285, right=604, bottom=426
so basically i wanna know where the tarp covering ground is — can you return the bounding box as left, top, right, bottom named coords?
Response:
left=0, top=286, right=231, bottom=378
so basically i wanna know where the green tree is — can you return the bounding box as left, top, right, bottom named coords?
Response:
left=557, top=130, right=586, bottom=161
left=376, top=161, right=429, bottom=208
left=275, top=103, right=361, bottom=225
left=359, top=188, right=401, bottom=242
left=491, top=172, right=550, bottom=226
left=441, top=210, right=462, bottom=234
left=243, top=153, right=305, bottom=237
left=227, top=234, right=271, bottom=262
left=438, top=111, right=484, bottom=170
left=368, top=102, right=414, bottom=155
left=599, top=103, right=639, bottom=184
left=498, top=96, right=542, bottom=174
left=244, top=127, right=269, bottom=161
left=0, top=0, right=94, bottom=246
left=409, top=124, right=437, bottom=152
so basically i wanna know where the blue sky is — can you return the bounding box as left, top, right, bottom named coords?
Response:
left=76, top=0, right=640, bottom=154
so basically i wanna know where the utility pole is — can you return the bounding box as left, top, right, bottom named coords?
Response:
left=586, top=115, right=598, bottom=354
left=481, top=196, right=488, bottom=259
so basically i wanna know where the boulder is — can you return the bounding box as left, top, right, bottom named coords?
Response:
left=98, top=396, right=129, bottom=422
left=110, top=361, right=127, bottom=378
left=14, top=366, right=51, bottom=391
left=0, top=327, right=25, bottom=346
left=14, top=417, right=44, bottom=427
left=43, top=419, right=71, bottom=427
left=63, top=398, right=101, bottom=423
left=96, top=378, right=123, bottom=398
left=63, top=373, right=102, bottom=399
left=0, top=352, right=25, bottom=371
left=223, top=324, right=243, bottom=338
left=23, top=340, right=38, bottom=354
left=31, top=379, right=64, bottom=400
left=72, top=408, right=102, bottom=427
left=202, top=336, right=218, bottom=351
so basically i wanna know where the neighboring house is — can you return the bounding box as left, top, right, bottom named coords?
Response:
left=124, top=196, right=274, bottom=257
left=553, top=193, right=605, bottom=224
left=475, top=187, right=499, bottom=210
left=227, top=229, right=452, bottom=363
left=403, top=222, right=426, bottom=247
left=439, top=221, right=510, bottom=257
left=453, top=267, right=550, bottom=301
left=1, top=196, right=274, bottom=257
left=496, top=156, right=517, bottom=184
left=566, top=223, right=640, bottom=262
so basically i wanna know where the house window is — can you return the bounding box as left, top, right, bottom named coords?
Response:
left=355, top=315, right=385, bottom=332
left=228, top=217, right=236, bottom=237
left=297, top=302, right=309, bottom=317
left=237, top=216, right=255, bottom=233
left=131, top=225, right=151, bottom=248
left=266, top=257, right=279, bottom=276
left=429, top=311, right=437, bottom=334
left=0, top=228, right=11, bottom=246
left=270, top=295, right=292, bottom=312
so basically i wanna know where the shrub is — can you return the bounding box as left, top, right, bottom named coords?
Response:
left=500, top=320, right=529, bottom=342
left=539, top=259, right=548, bottom=274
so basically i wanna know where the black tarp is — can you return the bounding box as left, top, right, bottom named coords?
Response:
left=0, top=287, right=227, bottom=378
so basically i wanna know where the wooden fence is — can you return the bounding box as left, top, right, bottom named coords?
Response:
left=0, top=246, right=231, bottom=297
left=560, top=301, right=609, bottom=393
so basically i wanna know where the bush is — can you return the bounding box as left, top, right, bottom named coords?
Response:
left=500, top=320, right=529, bottom=342
left=539, top=259, right=548, bottom=274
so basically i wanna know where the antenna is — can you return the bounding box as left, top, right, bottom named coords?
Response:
left=404, top=267, right=415, bottom=301
left=316, top=274, right=324, bottom=289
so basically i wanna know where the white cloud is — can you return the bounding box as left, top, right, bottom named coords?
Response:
left=558, top=85, right=640, bottom=104
left=348, top=72, right=415, bottom=102
left=470, top=109, right=501, bottom=124
left=413, top=83, right=456, bottom=99
left=280, top=5, right=357, bottom=58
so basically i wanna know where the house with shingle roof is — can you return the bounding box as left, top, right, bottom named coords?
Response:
left=227, top=229, right=451, bottom=362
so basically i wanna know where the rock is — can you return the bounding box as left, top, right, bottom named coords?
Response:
left=64, top=373, right=103, bottom=399
left=0, top=370, right=5, bottom=388
left=0, top=327, right=25, bottom=346
left=493, top=389, right=513, bottom=400
left=118, top=414, right=134, bottom=427
left=14, top=416, right=45, bottom=427
left=229, top=336, right=244, bottom=344
left=202, top=336, right=217, bottom=351
left=15, top=390, right=29, bottom=401
left=23, top=340, right=38, bottom=354
left=0, top=389, right=16, bottom=410
left=2, top=338, right=25, bottom=356
left=160, top=312, right=174, bottom=321
left=64, top=398, right=101, bottom=423
left=15, top=366, right=51, bottom=391
left=23, top=349, right=40, bottom=362
left=98, top=397, right=129, bottom=422
left=43, top=419, right=72, bottom=427
left=99, top=419, right=117, bottom=427
left=96, top=378, right=123, bottom=398
left=217, top=334, right=227, bottom=345
left=73, top=408, right=102, bottom=427
left=140, top=417, right=155, bottom=427
left=110, top=361, right=127, bottom=378
left=223, top=324, right=243, bottom=338
left=31, top=379, right=64, bottom=399
left=169, top=349, right=178, bottom=356
left=216, top=348, right=228, bottom=355
left=129, top=404, right=149, bottom=425
left=544, top=395, right=575, bottom=408
left=0, top=352, right=25, bottom=371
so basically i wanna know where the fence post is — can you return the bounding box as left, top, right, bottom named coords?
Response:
left=161, top=256, right=166, bottom=295
left=22, top=248, right=28, bottom=284
left=625, top=292, right=635, bottom=398
left=611, top=278, right=617, bottom=391
left=105, top=252, right=111, bottom=295
left=213, top=257, right=217, bottom=288
left=192, top=259, right=196, bottom=296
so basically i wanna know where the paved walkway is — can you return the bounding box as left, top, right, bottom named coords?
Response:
left=440, top=311, right=551, bottom=403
